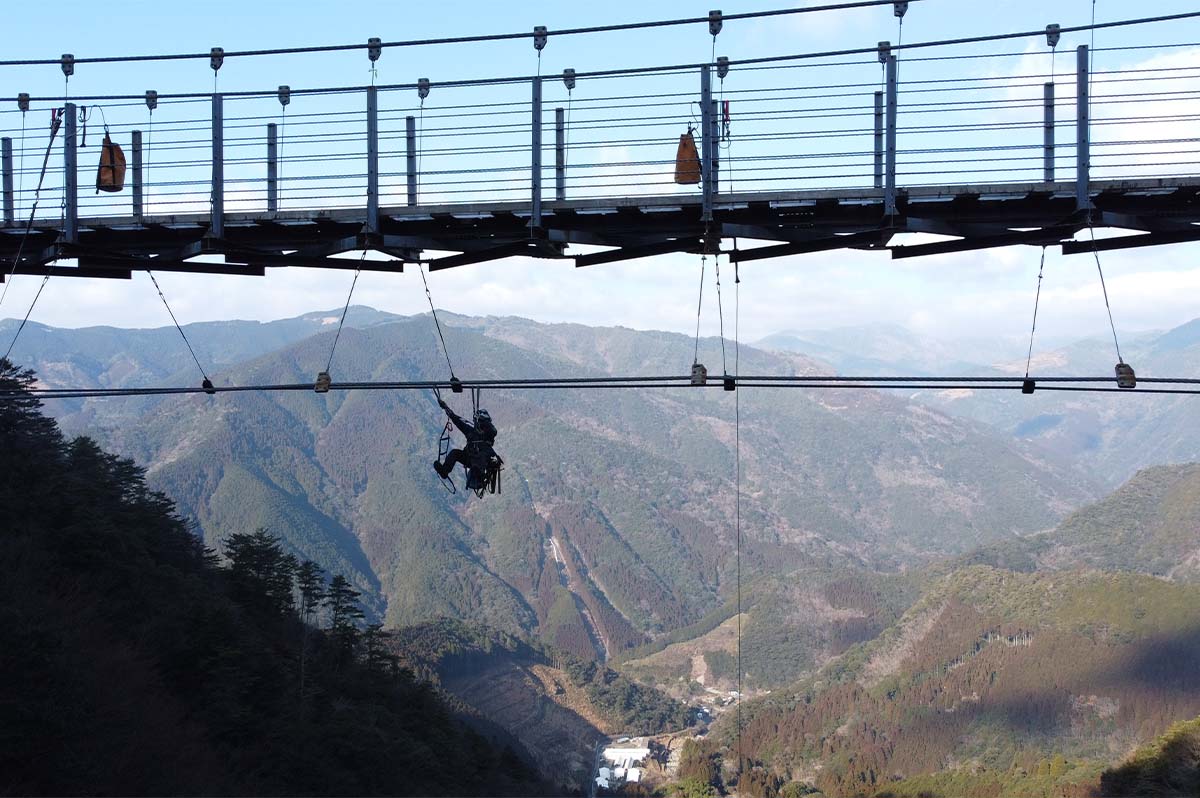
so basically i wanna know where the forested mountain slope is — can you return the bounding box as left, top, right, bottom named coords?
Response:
left=0, top=360, right=546, bottom=796
left=726, top=566, right=1200, bottom=797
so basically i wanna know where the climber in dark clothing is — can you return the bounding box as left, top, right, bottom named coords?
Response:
left=433, top=398, right=500, bottom=485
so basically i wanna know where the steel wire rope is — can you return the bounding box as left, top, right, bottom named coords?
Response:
left=1, top=109, right=63, bottom=311
left=12, top=379, right=1200, bottom=402
left=733, top=255, right=743, bottom=790
left=21, top=12, right=1200, bottom=105
left=693, top=255, right=706, bottom=367
left=0, top=2, right=923, bottom=68
left=146, top=271, right=211, bottom=384
left=1024, top=247, right=1048, bottom=380
left=325, top=249, right=369, bottom=374
left=419, top=264, right=456, bottom=379
left=714, top=256, right=728, bottom=377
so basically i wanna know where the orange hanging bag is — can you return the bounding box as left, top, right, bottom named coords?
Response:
left=96, top=132, right=126, bottom=193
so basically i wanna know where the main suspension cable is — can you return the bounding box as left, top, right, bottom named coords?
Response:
left=0, top=1, right=923, bottom=68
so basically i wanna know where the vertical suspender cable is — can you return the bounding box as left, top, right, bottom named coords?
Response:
left=693, top=255, right=706, bottom=366
left=714, top=256, right=728, bottom=376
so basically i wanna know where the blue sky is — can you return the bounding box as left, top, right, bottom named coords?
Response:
left=3, top=0, right=1200, bottom=362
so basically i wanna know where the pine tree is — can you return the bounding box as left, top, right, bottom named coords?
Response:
left=324, top=574, right=365, bottom=657
left=223, top=529, right=297, bottom=616
left=295, top=559, right=325, bottom=696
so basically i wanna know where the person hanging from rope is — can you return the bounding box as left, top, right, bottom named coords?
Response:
left=433, top=390, right=503, bottom=495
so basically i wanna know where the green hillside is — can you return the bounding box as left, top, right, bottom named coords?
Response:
left=0, top=359, right=546, bottom=796
left=724, top=566, right=1200, bottom=798
left=966, top=463, right=1200, bottom=581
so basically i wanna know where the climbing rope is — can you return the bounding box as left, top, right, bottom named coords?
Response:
left=1023, top=246, right=1048, bottom=379
left=419, top=264, right=456, bottom=379
left=325, top=249, right=368, bottom=374
left=2, top=275, right=50, bottom=363
left=733, top=258, right=743, bottom=783
left=147, top=271, right=212, bottom=386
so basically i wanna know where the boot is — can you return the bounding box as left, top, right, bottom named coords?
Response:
left=434, top=461, right=450, bottom=479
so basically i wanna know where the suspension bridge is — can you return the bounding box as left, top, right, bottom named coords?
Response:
left=2, top=5, right=1200, bottom=282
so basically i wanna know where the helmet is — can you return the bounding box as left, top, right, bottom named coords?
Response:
left=476, top=409, right=491, bottom=422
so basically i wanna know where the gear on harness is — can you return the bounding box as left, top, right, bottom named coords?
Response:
left=432, top=386, right=503, bottom=497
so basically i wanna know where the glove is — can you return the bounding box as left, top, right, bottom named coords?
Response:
left=438, top=399, right=448, bottom=410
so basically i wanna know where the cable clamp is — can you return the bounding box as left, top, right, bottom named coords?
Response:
left=878, top=41, right=891, bottom=63
left=533, top=26, right=548, bottom=51
left=278, top=85, right=291, bottom=107
left=894, top=1, right=909, bottom=19
left=450, top=376, right=464, bottom=394
left=1046, top=24, right=1061, bottom=48
left=202, top=378, right=216, bottom=395
left=562, top=68, right=576, bottom=91
left=723, top=375, right=736, bottom=392
left=716, top=56, right=729, bottom=79
left=691, top=363, right=708, bottom=386
left=17, top=93, right=30, bottom=113
left=61, top=54, right=74, bottom=78
left=1115, top=363, right=1137, bottom=390
left=418, top=78, right=431, bottom=100
left=1022, top=379, right=1036, bottom=395
left=145, top=90, right=158, bottom=111
left=210, top=47, right=224, bottom=72
left=708, top=10, right=723, bottom=36
left=314, top=371, right=332, bottom=393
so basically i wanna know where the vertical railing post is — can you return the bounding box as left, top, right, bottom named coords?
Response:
left=555, top=107, right=566, bottom=201
left=884, top=56, right=898, bottom=218
left=131, top=130, right=143, bottom=219
left=531, top=77, right=543, bottom=230
left=700, top=66, right=714, bottom=222
left=366, top=86, right=379, bottom=233
left=1, top=137, right=13, bottom=225
left=873, top=91, right=884, bottom=189
left=266, top=123, right=278, bottom=214
left=1043, top=82, right=1055, bottom=183
left=64, top=102, right=78, bottom=243
left=1076, top=44, right=1090, bottom=211
left=210, top=94, right=223, bottom=239
left=406, top=115, right=417, bottom=206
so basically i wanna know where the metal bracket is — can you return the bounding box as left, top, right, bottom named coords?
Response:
left=61, top=54, right=74, bottom=78
left=418, top=78, right=430, bottom=100
left=894, top=1, right=908, bottom=18
left=708, top=10, right=723, bottom=36
left=145, top=90, right=157, bottom=111
left=563, top=68, right=576, bottom=91
left=716, top=56, right=729, bottom=79
left=367, top=37, right=382, bottom=62
left=278, top=85, right=290, bottom=107
left=1046, top=24, right=1061, bottom=48
left=210, top=47, right=224, bottom=72
left=533, top=26, right=548, bottom=51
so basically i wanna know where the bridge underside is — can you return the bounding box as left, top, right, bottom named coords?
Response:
left=2, top=178, right=1199, bottom=280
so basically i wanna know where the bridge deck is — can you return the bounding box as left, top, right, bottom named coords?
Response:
left=2, top=177, right=1198, bottom=279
